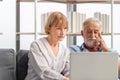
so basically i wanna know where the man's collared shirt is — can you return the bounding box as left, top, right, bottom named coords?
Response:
left=69, top=43, right=113, bottom=53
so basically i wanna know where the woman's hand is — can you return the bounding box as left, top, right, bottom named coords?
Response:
left=64, top=77, right=69, bottom=80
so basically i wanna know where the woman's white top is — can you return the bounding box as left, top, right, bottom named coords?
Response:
left=25, top=37, right=70, bottom=80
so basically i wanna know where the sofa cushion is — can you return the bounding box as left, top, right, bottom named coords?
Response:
left=16, top=49, right=29, bottom=80
left=0, top=49, right=16, bottom=80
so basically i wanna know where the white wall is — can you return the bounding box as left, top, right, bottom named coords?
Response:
left=0, top=0, right=16, bottom=49
left=0, top=1, right=120, bottom=53
left=20, top=2, right=67, bottom=49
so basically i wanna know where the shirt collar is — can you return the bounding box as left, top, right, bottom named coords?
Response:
left=80, top=43, right=103, bottom=52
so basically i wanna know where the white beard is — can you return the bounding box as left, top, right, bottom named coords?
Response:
left=84, top=38, right=98, bottom=48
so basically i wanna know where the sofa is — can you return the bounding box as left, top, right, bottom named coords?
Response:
left=0, top=49, right=16, bottom=80
left=0, top=49, right=29, bottom=80
left=16, top=49, right=29, bottom=80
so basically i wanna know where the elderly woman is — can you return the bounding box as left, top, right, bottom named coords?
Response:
left=25, top=12, right=70, bottom=80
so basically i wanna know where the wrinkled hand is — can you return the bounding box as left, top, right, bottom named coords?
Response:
left=97, top=33, right=110, bottom=52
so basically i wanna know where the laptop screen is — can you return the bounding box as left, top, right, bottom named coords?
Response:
left=70, top=52, right=118, bottom=80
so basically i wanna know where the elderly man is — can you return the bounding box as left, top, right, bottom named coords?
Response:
left=69, top=17, right=120, bottom=77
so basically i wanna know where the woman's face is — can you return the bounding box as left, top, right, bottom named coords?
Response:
left=48, top=21, right=68, bottom=42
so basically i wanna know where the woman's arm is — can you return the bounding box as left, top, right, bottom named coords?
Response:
left=61, top=49, right=70, bottom=78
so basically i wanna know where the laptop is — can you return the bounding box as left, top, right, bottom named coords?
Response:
left=70, top=52, right=119, bottom=80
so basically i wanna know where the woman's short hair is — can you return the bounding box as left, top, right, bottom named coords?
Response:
left=45, top=12, right=68, bottom=34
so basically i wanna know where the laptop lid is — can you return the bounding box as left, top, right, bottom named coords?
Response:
left=70, top=52, right=118, bottom=80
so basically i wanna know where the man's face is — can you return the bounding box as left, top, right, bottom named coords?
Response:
left=82, top=23, right=101, bottom=48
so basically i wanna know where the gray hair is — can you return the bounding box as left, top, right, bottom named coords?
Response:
left=82, top=17, right=102, bottom=30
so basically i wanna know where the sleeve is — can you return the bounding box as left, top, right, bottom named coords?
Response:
left=61, top=48, right=70, bottom=77
left=29, top=41, right=65, bottom=80
left=69, top=45, right=80, bottom=52
left=109, top=48, right=117, bottom=52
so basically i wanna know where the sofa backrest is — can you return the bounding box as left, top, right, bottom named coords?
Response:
left=0, top=49, right=16, bottom=80
left=16, top=49, right=29, bottom=80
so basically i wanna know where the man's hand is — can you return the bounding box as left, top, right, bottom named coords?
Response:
left=97, top=33, right=110, bottom=52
